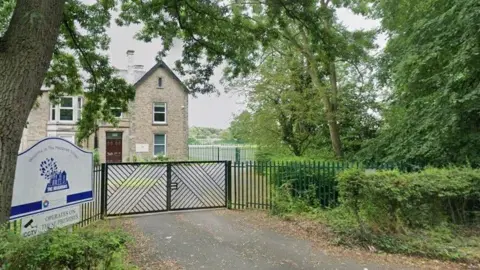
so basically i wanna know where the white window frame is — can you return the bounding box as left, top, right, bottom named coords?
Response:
left=152, top=102, right=167, bottom=124
left=153, top=134, right=167, bottom=156
left=50, top=96, right=82, bottom=123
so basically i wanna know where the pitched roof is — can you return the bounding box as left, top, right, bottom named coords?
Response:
left=134, top=60, right=189, bottom=92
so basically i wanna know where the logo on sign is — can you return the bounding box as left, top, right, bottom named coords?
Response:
left=40, top=158, right=70, bottom=193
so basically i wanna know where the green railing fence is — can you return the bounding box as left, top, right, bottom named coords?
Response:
left=229, top=161, right=396, bottom=210
left=189, top=144, right=256, bottom=162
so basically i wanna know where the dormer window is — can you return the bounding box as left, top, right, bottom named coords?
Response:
left=157, top=77, right=163, bottom=88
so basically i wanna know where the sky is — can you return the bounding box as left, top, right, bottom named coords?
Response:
left=103, top=5, right=384, bottom=129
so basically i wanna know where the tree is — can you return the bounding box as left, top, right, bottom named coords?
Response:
left=246, top=47, right=323, bottom=156
left=0, top=0, right=262, bottom=224
left=230, top=44, right=380, bottom=158
left=358, top=0, right=480, bottom=166
left=221, top=0, right=376, bottom=158
left=229, top=111, right=254, bottom=144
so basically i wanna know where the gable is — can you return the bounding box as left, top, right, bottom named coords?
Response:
left=134, top=61, right=189, bottom=93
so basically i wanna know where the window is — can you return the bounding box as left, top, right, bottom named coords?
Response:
left=153, top=102, right=166, bottom=123
left=153, top=134, right=166, bottom=156
left=50, top=96, right=82, bottom=122
left=59, top=97, right=74, bottom=121
left=50, top=104, right=56, bottom=121
left=157, top=77, right=163, bottom=88
left=111, top=108, right=123, bottom=118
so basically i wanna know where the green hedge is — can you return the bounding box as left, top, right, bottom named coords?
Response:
left=337, top=167, right=480, bottom=231
left=0, top=224, right=131, bottom=269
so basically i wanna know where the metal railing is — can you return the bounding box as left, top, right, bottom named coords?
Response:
left=189, top=144, right=256, bottom=162
left=228, top=161, right=397, bottom=210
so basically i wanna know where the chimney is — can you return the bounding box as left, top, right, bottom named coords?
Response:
left=126, top=50, right=135, bottom=83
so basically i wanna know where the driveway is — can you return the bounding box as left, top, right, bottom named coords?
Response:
left=130, top=210, right=414, bottom=270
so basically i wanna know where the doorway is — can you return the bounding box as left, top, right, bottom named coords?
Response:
left=106, top=132, right=122, bottom=163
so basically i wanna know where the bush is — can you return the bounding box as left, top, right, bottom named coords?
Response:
left=269, top=165, right=480, bottom=262
left=337, top=167, right=480, bottom=232
left=271, top=161, right=343, bottom=208
left=254, top=148, right=273, bottom=163
left=0, top=224, right=132, bottom=269
left=129, top=154, right=169, bottom=162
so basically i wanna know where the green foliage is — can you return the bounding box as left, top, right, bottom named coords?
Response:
left=93, top=148, right=100, bottom=166
left=129, top=154, right=169, bottom=162
left=189, top=127, right=224, bottom=140
left=365, top=225, right=480, bottom=262
left=254, top=147, right=273, bottom=163
left=0, top=224, right=132, bottom=269
left=268, top=165, right=480, bottom=262
left=360, top=0, right=480, bottom=166
left=228, top=111, right=254, bottom=144
left=272, top=162, right=340, bottom=208
left=269, top=167, right=480, bottom=262
left=270, top=182, right=318, bottom=217
left=337, top=167, right=480, bottom=231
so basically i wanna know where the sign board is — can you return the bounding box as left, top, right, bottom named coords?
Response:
left=21, top=205, right=81, bottom=237
left=10, top=137, right=93, bottom=220
left=135, top=144, right=149, bottom=153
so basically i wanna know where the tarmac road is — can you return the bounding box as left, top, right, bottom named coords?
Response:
left=131, top=210, right=412, bottom=270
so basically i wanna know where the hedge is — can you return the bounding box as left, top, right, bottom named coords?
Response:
left=337, top=167, right=480, bottom=232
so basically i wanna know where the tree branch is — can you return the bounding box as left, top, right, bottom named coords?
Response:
left=62, top=16, right=98, bottom=92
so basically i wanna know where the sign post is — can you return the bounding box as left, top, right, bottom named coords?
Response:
left=10, top=137, right=93, bottom=222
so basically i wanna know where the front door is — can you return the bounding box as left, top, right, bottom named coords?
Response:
left=106, top=132, right=122, bottom=163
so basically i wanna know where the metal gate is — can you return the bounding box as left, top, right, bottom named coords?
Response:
left=102, top=161, right=229, bottom=216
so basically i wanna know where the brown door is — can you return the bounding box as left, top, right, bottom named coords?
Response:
left=106, top=132, right=122, bottom=163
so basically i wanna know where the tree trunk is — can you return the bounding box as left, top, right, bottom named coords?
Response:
left=305, top=57, right=343, bottom=159
left=327, top=61, right=342, bottom=158
left=0, top=1, right=65, bottom=224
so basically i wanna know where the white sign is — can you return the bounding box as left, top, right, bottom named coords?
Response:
left=10, top=137, right=93, bottom=220
left=135, top=144, right=149, bottom=153
left=21, top=205, right=81, bottom=237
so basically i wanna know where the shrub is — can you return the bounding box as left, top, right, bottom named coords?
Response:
left=271, top=162, right=343, bottom=208
left=269, top=165, right=480, bottom=262
left=129, top=154, right=169, bottom=162
left=337, top=167, right=480, bottom=232
left=0, top=224, right=131, bottom=269
left=254, top=148, right=273, bottom=163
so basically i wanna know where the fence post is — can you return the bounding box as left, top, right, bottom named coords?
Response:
left=217, top=147, right=220, bottom=161
left=100, top=163, right=107, bottom=218
left=235, top=147, right=240, bottom=162
left=226, top=161, right=232, bottom=209
left=166, top=163, right=172, bottom=211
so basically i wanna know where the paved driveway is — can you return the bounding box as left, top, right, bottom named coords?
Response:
left=130, top=210, right=411, bottom=270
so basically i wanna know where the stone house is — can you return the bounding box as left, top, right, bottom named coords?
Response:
left=20, top=50, right=189, bottom=163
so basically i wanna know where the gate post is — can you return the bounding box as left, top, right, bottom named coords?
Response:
left=166, top=163, right=172, bottom=211
left=226, top=161, right=232, bottom=209
left=100, top=163, right=107, bottom=218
